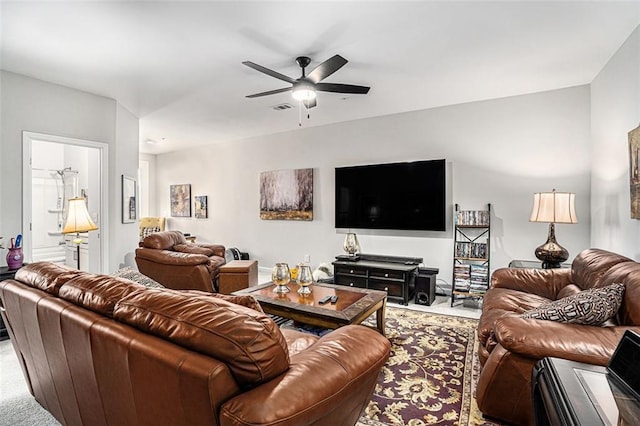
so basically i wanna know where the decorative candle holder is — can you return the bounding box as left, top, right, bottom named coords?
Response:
left=297, top=264, right=313, bottom=294
left=343, top=233, right=360, bottom=258
left=272, top=263, right=291, bottom=294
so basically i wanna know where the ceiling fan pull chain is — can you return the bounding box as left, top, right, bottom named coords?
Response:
left=298, top=100, right=302, bottom=127
left=306, top=102, right=310, bottom=120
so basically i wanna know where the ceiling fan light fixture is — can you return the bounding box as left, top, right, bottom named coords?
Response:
left=292, top=87, right=316, bottom=101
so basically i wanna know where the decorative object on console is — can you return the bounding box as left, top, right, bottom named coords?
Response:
left=343, top=232, right=360, bottom=259
left=170, top=184, right=191, bottom=217
left=530, top=189, right=577, bottom=268
left=62, top=197, right=98, bottom=270
left=296, top=264, right=313, bottom=294
left=629, top=124, right=640, bottom=218
left=5, top=234, right=24, bottom=270
left=260, top=168, right=313, bottom=221
left=121, top=175, right=137, bottom=223
left=271, top=262, right=291, bottom=293
left=195, top=195, right=208, bottom=218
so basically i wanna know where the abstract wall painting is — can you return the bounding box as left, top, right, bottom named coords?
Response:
left=630, top=124, right=640, bottom=219
left=170, top=184, right=191, bottom=217
left=195, top=195, right=208, bottom=219
left=260, top=168, right=313, bottom=220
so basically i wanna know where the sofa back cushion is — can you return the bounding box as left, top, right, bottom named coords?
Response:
left=141, top=231, right=186, bottom=250
left=596, top=261, right=640, bottom=325
left=58, top=274, right=143, bottom=317
left=173, top=244, right=214, bottom=256
left=571, top=249, right=632, bottom=290
left=113, top=288, right=289, bottom=387
left=15, top=262, right=86, bottom=295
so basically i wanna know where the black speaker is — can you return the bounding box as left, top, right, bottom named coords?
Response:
left=415, top=267, right=438, bottom=306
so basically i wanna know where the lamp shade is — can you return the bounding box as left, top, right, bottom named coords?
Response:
left=529, top=190, right=577, bottom=224
left=62, top=197, right=98, bottom=234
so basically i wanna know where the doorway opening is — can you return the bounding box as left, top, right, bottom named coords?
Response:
left=22, top=132, right=109, bottom=273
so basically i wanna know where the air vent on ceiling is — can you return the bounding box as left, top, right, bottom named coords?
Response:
left=272, top=103, right=293, bottom=111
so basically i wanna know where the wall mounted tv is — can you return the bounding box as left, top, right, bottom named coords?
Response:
left=335, top=159, right=446, bottom=231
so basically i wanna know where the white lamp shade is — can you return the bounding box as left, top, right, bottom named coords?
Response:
left=62, top=197, right=98, bottom=234
left=530, top=191, right=577, bottom=224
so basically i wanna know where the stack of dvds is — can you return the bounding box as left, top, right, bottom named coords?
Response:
left=456, top=210, right=490, bottom=226
left=469, top=264, right=489, bottom=294
left=455, top=242, right=488, bottom=259
left=454, top=264, right=471, bottom=291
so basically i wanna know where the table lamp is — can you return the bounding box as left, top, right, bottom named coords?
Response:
left=62, top=197, right=98, bottom=270
left=530, top=189, right=577, bottom=268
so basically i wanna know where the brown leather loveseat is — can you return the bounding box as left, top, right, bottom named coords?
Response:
left=0, top=262, right=390, bottom=426
left=135, top=230, right=227, bottom=293
left=475, top=248, right=640, bottom=425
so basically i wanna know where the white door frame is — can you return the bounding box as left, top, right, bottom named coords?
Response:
left=22, top=131, right=109, bottom=273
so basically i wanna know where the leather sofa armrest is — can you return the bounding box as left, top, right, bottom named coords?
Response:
left=196, top=244, right=225, bottom=258
left=491, top=267, right=573, bottom=300
left=135, top=248, right=210, bottom=266
left=493, top=316, right=639, bottom=366
left=220, top=325, right=390, bottom=425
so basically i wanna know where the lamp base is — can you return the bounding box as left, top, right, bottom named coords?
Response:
left=534, top=223, right=569, bottom=269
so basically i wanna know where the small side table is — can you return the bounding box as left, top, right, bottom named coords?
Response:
left=509, top=260, right=571, bottom=269
left=0, top=266, right=20, bottom=341
left=532, top=357, right=640, bottom=425
left=218, top=260, right=258, bottom=295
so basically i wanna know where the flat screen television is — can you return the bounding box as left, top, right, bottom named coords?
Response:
left=335, top=159, right=446, bottom=231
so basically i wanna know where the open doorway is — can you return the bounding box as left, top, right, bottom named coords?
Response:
left=22, top=132, right=109, bottom=273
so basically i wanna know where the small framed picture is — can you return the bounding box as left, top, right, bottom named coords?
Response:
left=195, top=195, right=208, bottom=219
left=170, top=184, right=191, bottom=217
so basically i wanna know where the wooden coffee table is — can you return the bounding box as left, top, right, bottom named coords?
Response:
left=234, top=281, right=387, bottom=336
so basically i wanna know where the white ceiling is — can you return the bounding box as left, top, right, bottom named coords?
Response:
left=2, top=1, right=639, bottom=154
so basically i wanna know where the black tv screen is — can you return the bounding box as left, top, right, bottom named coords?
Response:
left=335, top=159, right=446, bottom=231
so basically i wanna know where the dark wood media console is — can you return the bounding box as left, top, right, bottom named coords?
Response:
left=332, top=254, right=422, bottom=305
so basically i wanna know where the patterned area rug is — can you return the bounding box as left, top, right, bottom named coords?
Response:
left=358, top=307, right=500, bottom=426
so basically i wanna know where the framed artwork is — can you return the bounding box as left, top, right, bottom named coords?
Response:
left=260, top=168, right=313, bottom=220
left=629, top=124, right=640, bottom=218
left=170, top=184, right=191, bottom=217
left=195, top=195, right=208, bottom=218
left=122, top=175, right=137, bottom=223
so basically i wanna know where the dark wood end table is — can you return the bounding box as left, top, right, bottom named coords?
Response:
left=234, top=281, right=387, bottom=336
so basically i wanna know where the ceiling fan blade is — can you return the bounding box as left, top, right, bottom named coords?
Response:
left=242, top=61, right=296, bottom=84
left=303, top=98, right=317, bottom=109
left=246, top=87, right=292, bottom=98
left=315, top=82, right=370, bottom=94
left=306, top=55, right=348, bottom=83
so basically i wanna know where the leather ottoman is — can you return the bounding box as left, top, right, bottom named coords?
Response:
left=219, top=260, right=258, bottom=294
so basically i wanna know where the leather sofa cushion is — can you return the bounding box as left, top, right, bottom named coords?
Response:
left=15, top=262, right=85, bottom=295
left=182, top=290, right=264, bottom=313
left=58, top=274, right=143, bottom=317
left=173, top=244, right=214, bottom=256
left=114, top=289, right=290, bottom=386
left=141, top=231, right=186, bottom=250
left=570, top=249, right=632, bottom=290
left=135, top=249, right=210, bottom=265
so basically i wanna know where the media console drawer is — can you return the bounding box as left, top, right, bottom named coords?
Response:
left=334, top=275, right=368, bottom=288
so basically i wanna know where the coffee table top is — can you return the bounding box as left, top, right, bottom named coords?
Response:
left=235, top=281, right=386, bottom=325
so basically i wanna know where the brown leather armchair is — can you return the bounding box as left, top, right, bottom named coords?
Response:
left=135, top=230, right=226, bottom=293
left=476, top=249, right=640, bottom=425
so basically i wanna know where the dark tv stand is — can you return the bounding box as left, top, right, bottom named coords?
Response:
left=332, top=254, right=423, bottom=305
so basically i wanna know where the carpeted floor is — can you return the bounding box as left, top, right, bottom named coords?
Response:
left=0, top=307, right=499, bottom=425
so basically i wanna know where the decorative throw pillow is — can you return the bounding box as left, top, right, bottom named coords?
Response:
left=521, top=282, right=625, bottom=325
left=111, top=267, right=165, bottom=289
left=140, top=226, right=161, bottom=240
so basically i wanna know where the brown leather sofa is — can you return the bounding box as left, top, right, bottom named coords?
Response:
left=135, top=230, right=227, bottom=293
left=0, top=262, right=390, bottom=426
left=476, top=248, right=640, bottom=425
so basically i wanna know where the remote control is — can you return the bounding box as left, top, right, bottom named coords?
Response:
left=319, top=295, right=332, bottom=304
left=330, top=295, right=338, bottom=304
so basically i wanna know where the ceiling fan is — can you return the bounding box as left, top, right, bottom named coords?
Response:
left=242, top=55, right=370, bottom=109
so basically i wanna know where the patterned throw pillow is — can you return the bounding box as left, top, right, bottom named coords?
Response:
left=111, top=267, right=165, bottom=289
left=521, top=282, right=625, bottom=325
left=140, top=226, right=161, bottom=240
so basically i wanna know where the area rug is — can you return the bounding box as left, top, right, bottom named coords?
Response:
left=357, top=307, right=500, bottom=426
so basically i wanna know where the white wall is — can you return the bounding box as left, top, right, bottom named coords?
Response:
left=590, top=25, right=640, bottom=258
left=0, top=71, right=139, bottom=271
left=155, top=85, right=591, bottom=285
